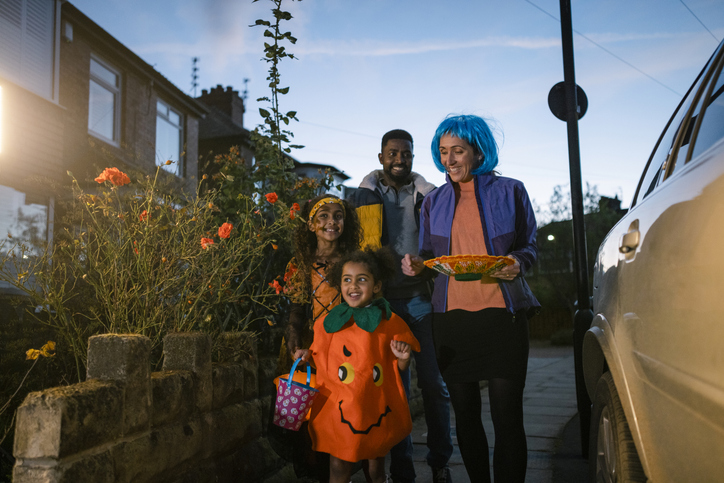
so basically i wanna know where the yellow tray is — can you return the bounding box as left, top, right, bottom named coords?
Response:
left=424, top=254, right=515, bottom=281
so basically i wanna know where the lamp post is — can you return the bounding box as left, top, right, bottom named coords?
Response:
left=548, top=0, right=594, bottom=456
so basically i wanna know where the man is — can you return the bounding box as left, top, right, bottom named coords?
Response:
left=348, top=129, right=453, bottom=483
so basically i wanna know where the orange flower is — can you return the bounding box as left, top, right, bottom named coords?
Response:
left=269, top=279, right=283, bottom=294
left=201, top=237, right=214, bottom=249
left=267, top=319, right=275, bottom=326
left=265, top=192, right=278, bottom=204
left=284, top=264, right=298, bottom=282
left=139, top=210, right=148, bottom=222
left=289, top=202, right=300, bottom=219
left=218, top=222, right=233, bottom=239
left=272, top=244, right=278, bottom=250
left=95, top=167, right=130, bottom=186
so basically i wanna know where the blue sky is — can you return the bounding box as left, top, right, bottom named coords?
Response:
left=71, top=0, right=724, bottom=213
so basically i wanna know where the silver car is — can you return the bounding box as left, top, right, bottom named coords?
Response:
left=584, top=39, right=724, bottom=482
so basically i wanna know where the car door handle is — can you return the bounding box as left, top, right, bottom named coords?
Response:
left=619, top=228, right=640, bottom=254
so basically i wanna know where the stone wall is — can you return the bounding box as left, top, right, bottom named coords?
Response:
left=11, top=332, right=291, bottom=483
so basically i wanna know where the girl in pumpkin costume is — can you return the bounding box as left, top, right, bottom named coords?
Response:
left=295, top=248, right=421, bottom=483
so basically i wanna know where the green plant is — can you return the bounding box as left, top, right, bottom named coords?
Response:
left=0, top=167, right=294, bottom=380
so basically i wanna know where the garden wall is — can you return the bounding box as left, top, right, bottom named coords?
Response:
left=11, top=332, right=293, bottom=483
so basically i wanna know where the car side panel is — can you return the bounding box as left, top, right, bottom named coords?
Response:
left=595, top=142, right=724, bottom=482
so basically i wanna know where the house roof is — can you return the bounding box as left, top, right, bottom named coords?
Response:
left=293, top=160, right=350, bottom=181
left=197, top=104, right=250, bottom=140
left=63, top=2, right=208, bottom=118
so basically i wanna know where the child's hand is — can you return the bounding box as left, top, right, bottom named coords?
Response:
left=293, top=349, right=311, bottom=362
left=390, top=340, right=411, bottom=361
left=391, top=340, right=412, bottom=371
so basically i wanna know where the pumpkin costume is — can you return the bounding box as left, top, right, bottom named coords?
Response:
left=308, top=299, right=421, bottom=462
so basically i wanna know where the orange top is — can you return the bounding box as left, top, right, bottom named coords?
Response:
left=447, top=180, right=506, bottom=311
left=308, top=311, right=420, bottom=462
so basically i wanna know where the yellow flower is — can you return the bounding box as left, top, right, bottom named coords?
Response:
left=27, top=341, right=56, bottom=360
left=25, top=349, right=41, bottom=360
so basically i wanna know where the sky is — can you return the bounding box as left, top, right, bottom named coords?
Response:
left=70, top=0, right=724, bottom=214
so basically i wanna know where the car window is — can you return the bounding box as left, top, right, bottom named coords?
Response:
left=633, top=49, right=719, bottom=206
left=689, top=62, right=724, bottom=161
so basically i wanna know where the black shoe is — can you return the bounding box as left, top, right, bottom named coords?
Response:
left=432, top=466, right=451, bottom=483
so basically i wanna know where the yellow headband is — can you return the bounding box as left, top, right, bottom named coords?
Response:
left=308, top=197, right=345, bottom=220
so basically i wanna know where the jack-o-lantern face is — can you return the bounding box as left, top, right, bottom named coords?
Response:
left=309, top=314, right=420, bottom=462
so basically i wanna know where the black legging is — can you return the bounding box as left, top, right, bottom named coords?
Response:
left=447, top=378, right=527, bottom=483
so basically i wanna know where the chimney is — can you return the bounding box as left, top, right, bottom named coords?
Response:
left=197, top=85, right=245, bottom=128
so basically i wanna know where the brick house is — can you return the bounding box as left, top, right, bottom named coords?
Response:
left=0, top=0, right=207, bottom=267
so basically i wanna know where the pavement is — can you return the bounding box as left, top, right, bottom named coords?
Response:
left=352, top=341, right=589, bottom=482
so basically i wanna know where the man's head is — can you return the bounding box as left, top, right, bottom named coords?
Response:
left=378, top=129, right=414, bottom=189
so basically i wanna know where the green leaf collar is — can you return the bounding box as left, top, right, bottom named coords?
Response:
left=323, top=298, right=392, bottom=333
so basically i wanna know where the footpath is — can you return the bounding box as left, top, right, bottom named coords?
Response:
left=352, top=341, right=589, bottom=482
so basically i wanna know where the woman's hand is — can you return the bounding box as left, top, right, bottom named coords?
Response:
left=491, top=256, right=520, bottom=281
left=390, top=339, right=412, bottom=370
left=401, top=254, right=426, bottom=277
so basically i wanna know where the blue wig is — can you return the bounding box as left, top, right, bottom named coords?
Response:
left=430, top=114, right=499, bottom=175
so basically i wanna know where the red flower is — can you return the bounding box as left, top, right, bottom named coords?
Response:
left=265, top=192, right=278, bottom=204
left=269, top=279, right=283, bottom=294
left=218, top=222, right=233, bottom=239
left=201, top=237, right=214, bottom=249
left=284, top=263, right=298, bottom=282
left=139, top=210, right=148, bottom=222
left=95, top=167, right=130, bottom=186
left=289, top=202, right=300, bottom=219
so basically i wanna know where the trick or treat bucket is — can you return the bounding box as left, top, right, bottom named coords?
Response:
left=273, top=358, right=318, bottom=431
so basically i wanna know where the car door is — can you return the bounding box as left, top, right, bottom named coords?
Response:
left=611, top=43, right=724, bottom=481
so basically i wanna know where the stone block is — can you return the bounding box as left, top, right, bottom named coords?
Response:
left=14, top=380, right=122, bottom=459
left=207, top=400, right=262, bottom=456
left=151, top=370, right=194, bottom=427
left=211, top=363, right=244, bottom=410
left=241, top=358, right=258, bottom=401
left=111, top=417, right=204, bottom=483
left=163, top=332, right=212, bottom=412
left=214, top=331, right=257, bottom=363
left=86, top=334, right=152, bottom=435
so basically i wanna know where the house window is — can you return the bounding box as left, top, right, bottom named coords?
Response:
left=156, top=100, right=183, bottom=176
left=0, top=185, right=48, bottom=255
left=88, top=57, right=120, bottom=143
left=0, top=0, right=57, bottom=100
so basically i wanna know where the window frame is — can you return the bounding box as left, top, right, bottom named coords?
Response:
left=664, top=45, right=724, bottom=181
left=155, top=98, right=184, bottom=177
left=88, top=54, right=121, bottom=145
left=631, top=44, right=722, bottom=207
left=0, top=0, right=60, bottom=101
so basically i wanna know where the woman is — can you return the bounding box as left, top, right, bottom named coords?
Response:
left=402, top=114, right=539, bottom=483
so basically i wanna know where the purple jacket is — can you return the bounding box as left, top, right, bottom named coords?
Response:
left=419, top=173, right=540, bottom=315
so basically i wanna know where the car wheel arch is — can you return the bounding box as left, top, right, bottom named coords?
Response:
left=583, top=314, right=652, bottom=476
